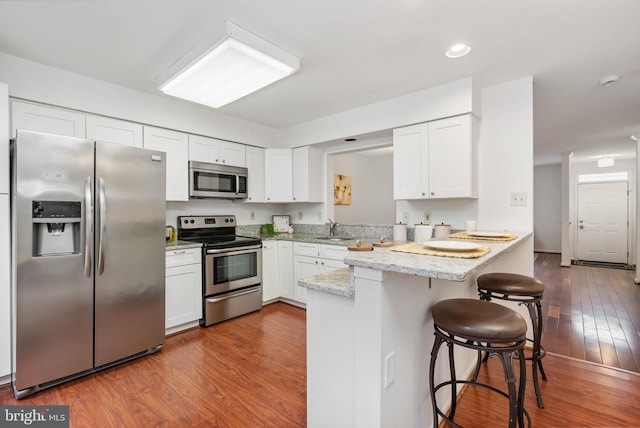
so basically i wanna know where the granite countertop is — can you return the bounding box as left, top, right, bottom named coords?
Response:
left=259, top=233, right=387, bottom=248
left=298, top=232, right=532, bottom=297
left=297, top=267, right=354, bottom=298
left=165, top=240, right=202, bottom=251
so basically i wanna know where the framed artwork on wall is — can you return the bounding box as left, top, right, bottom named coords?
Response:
left=334, top=174, right=352, bottom=205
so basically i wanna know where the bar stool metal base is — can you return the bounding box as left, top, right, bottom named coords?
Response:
left=429, top=299, right=531, bottom=428
left=476, top=273, right=547, bottom=409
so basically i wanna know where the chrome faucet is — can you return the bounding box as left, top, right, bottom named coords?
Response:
left=328, top=219, right=339, bottom=237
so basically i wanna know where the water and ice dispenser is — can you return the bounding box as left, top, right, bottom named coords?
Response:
left=32, top=200, right=82, bottom=257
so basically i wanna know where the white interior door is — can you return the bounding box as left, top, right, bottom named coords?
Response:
left=576, top=181, right=628, bottom=263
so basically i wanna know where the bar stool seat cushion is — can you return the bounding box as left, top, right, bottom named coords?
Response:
left=478, top=273, right=544, bottom=297
left=432, top=298, right=527, bottom=343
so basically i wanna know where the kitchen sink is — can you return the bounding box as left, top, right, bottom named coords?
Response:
left=317, top=236, right=353, bottom=241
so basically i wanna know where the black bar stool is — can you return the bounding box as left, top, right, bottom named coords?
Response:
left=429, top=298, right=530, bottom=428
left=476, top=272, right=547, bottom=408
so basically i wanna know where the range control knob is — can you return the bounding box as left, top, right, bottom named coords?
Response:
left=183, top=219, right=188, bottom=224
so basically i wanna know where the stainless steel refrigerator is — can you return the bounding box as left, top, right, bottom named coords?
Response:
left=10, top=129, right=166, bottom=398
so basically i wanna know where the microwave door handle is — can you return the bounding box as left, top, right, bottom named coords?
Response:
left=97, top=177, right=106, bottom=275
left=235, top=174, right=240, bottom=195
left=84, top=176, right=93, bottom=277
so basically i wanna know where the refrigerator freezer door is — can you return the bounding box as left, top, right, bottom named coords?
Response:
left=13, top=130, right=95, bottom=391
left=94, top=142, right=166, bottom=367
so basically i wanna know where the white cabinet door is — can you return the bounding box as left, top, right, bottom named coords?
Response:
left=428, top=115, right=475, bottom=198
left=293, top=254, right=320, bottom=303
left=393, top=123, right=429, bottom=199
left=220, top=141, right=246, bottom=167
left=165, top=248, right=202, bottom=334
left=0, top=195, right=10, bottom=379
left=278, top=241, right=294, bottom=299
left=261, top=241, right=280, bottom=302
left=11, top=100, right=85, bottom=138
left=292, top=146, right=324, bottom=202
left=245, top=146, right=265, bottom=203
left=86, top=115, right=143, bottom=147
left=265, top=148, right=293, bottom=202
left=189, top=135, right=246, bottom=167
left=144, top=126, right=189, bottom=201
left=188, top=134, right=221, bottom=164
left=165, top=263, right=202, bottom=330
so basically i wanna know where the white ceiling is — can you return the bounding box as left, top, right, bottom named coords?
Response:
left=0, top=0, right=638, bottom=165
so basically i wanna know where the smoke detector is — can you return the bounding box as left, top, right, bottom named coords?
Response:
left=600, top=75, right=620, bottom=87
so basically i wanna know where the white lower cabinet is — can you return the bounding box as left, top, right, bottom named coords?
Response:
left=278, top=241, right=294, bottom=300
left=261, top=241, right=280, bottom=302
left=165, top=248, right=202, bottom=335
left=293, top=242, right=347, bottom=304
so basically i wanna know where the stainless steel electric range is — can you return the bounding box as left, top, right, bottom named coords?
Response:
left=177, top=215, right=262, bottom=327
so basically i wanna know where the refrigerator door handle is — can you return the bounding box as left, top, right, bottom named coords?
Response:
left=98, top=177, right=106, bottom=275
left=84, top=176, right=93, bottom=277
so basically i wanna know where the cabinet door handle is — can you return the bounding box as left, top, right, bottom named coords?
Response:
left=431, top=192, right=435, bottom=196
left=172, top=250, right=187, bottom=255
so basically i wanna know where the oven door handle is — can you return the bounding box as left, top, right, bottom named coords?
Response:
left=206, top=244, right=262, bottom=254
left=206, top=286, right=261, bottom=303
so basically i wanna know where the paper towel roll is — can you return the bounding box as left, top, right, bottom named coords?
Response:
left=393, top=224, right=407, bottom=242
left=414, top=224, right=433, bottom=243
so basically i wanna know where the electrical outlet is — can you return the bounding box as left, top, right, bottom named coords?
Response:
left=298, top=211, right=303, bottom=221
left=401, top=212, right=410, bottom=224
left=424, top=211, right=432, bottom=223
left=317, top=212, right=322, bottom=221
left=510, top=192, right=527, bottom=206
left=250, top=211, right=255, bottom=221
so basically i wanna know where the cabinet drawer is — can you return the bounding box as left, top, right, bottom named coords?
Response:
left=166, top=248, right=201, bottom=267
left=320, top=244, right=348, bottom=261
left=293, top=242, right=320, bottom=257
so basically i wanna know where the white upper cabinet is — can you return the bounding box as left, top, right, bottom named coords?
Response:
left=264, top=148, right=293, bottom=202
left=245, top=146, right=265, bottom=203
left=393, top=114, right=477, bottom=200
left=86, top=115, right=143, bottom=147
left=428, top=115, right=477, bottom=198
left=143, top=126, right=189, bottom=201
left=264, top=146, right=324, bottom=203
left=188, top=134, right=246, bottom=167
left=292, top=146, right=324, bottom=202
left=11, top=100, right=85, bottom=138
left=393, top=123, right=429, bottom=199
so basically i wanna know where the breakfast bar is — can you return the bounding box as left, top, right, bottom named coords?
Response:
left=299, top=232, right=533, bottom=428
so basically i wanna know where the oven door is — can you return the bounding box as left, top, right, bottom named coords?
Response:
left=205, top=245, right=262, bottom=296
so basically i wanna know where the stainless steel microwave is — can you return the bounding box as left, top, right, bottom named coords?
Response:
left=189, top=161, right=248, bottom=199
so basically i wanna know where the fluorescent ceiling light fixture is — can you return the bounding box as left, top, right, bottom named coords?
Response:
left=159, top=21, right=300, bottom=108
left=579, top=172, right=627, bottom=183
left=446, top=43, right=471, bottom=58
left=597, top=156, right=615, bottom=167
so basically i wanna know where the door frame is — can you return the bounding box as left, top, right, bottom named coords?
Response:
left=575, top=180, right=629, bottom=263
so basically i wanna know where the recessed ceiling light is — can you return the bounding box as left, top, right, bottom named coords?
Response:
left=446, top=43, right=471, bottom=58
left=599, top=75, right=620, bottom=87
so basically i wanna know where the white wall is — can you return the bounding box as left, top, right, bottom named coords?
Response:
left=280, top=78, right=475, bottom=147
left=477, top=77, right=534, bottom=233
left=534, top=164, right=562, bottom=252
left=332, top=151, right=395, bottom=224
left=0, top=52, right=280, bottom=147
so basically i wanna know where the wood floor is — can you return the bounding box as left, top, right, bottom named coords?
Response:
left=534, top=252, right=640, bottom=373
left=0, top=303, right=308, bottom=427
left=2, top=255, right=640, bottom=427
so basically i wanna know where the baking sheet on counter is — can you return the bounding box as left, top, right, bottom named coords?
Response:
left=391, top=242, right=491, bottom=259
